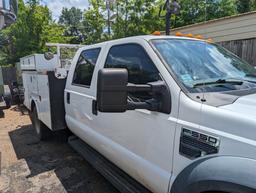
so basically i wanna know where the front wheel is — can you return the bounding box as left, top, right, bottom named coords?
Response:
left=31, top=107, right=51, bottom=140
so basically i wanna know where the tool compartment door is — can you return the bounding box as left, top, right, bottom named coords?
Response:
left=22, top=72, right=31, bottom=109
left=37, top=74, right=52, bottom=129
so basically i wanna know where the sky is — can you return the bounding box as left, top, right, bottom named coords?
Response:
left=41, top=0, right=89, bottom=20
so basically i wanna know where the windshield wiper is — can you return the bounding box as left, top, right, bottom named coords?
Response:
left=193, top=79, right=243, bottom=88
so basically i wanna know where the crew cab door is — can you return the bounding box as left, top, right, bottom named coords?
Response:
left=65, top=45, right=103, bottom=137
left=92, top=41, right=178, bottom=193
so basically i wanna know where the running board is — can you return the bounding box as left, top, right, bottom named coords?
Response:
left=68, top=135, right=152, bottom=193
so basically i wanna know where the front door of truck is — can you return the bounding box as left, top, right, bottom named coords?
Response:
left=92, top=42, right=177, bottom=193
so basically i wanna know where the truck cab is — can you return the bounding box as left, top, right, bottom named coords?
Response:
left=24, top=36, right=256, bottom=193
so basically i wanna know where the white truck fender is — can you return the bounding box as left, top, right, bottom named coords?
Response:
left=170, top=156, right=256, bottom=193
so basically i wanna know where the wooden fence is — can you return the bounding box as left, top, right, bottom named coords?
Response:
left=219, top=38, right=256, bottom=66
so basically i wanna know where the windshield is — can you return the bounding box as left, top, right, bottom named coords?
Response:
left=151, top=39, right=256, bottom=93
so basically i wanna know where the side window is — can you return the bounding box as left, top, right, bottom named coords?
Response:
left=105, top=44, right=161, bottom=84
left=73, top=48, right=101, bottom=87
left=105, top=44, right=161, bottom=101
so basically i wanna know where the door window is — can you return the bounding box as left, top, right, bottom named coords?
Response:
left=105, top=44, right=160, bottom=84
left=105, top=44, right=161, bottom=100
left=73, top=48, right=101, bottom=87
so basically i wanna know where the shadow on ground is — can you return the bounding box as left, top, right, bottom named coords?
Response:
left=8, top=124, right=119, bottom=193
left=0, top=109, right=4, bottom=118
left=0, top=102, right=28, bottom=119
left=10, top=105, right=29, bottom=115
left=0, top=102, right=7, bottom=118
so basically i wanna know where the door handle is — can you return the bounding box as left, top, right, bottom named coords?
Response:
left=67, top=92, right=70, bottom=104
left=92, top=100, right=98, bottom=115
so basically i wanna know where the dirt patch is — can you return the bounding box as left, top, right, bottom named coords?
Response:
left=0, top=106, right=119, bottom=193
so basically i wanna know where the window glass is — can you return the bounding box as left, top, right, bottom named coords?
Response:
left=105, top=44, right=160, bottom=84
left=151, top=39, right=256, bottom=93
left=73, top=48, right=101, bottom=87
left=105, top=44, right=161, bottom=101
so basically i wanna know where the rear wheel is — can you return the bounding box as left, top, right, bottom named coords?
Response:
left=31, top=106, right=51, bottom=140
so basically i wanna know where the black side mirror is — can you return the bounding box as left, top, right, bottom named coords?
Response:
left=97, top=68, right=171, bottom=114
left=97, top=68, right=128, bottom=112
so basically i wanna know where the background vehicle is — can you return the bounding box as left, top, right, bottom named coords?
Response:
left=21, top=43, right=81, bottom=138
left=22, top=35, right=256, bottom=193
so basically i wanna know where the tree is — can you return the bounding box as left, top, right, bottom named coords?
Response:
left=0, top=0, right=67, bottom=65
left=59, top=7, right=83, bottom=27
left=1, top=0, right=253, bottom=66
left=106, top=0, right=165, bottom=39
left=82, top=0, right=106, bottom=44
left=174, top=0, right=237, bottom=28
left=218, top=0, right=237, bottom=18
left=59, top=7, right=84, bottom=43
left=42, top=23, right=71, bottom=45
left=237, top=0, right=251, bottom=13
left=253, top=0, right=256, bottom=9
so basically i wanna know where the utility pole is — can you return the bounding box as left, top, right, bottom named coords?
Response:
left=159, top=0, right=180, bottom=35
left=106, top=0, right=111, bottom=36
left=165, top=0, right=171, bottom=35
left=124, top=0, right=128, bottom=36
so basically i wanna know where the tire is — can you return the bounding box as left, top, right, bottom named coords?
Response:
left=31, top=106, right=51, bottom=140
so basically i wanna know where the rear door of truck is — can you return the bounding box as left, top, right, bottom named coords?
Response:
left=65, top=44, right=106, bottom=136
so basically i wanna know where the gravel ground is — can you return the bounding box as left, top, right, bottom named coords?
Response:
left=0, top=105, right=120, bottom=193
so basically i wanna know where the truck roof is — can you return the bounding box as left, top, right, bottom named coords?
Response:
left=138, top=35, right=201, bottom=41
left=80, top=35, right=202, bottom=49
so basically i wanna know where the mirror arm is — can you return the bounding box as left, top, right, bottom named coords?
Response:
left=127, top=99, right=161, bottom=111
left=126, top=82, right=164, bottom=93
left=127, top=83, right=152, bottom=92
left=126, top=81, right=168, bottom=112
left=127, top=101, right=150, bottom=110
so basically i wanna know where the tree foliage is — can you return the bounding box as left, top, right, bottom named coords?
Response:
left=59, top=7, right=83, bottom=27
left=1, top=0, right=256, bottom=65
left=0, top=0, right=64, bottom=65
left=0, top=0, right=51, bottom=64
left=237, top=0, right=250, bottom=13
left=110, top=0, right=165, bottom=38
left=82, top=0, right=106, bottom=44
left=175, top=0, right=237, bottom=27
left=58, top=7, right=85, bottom=43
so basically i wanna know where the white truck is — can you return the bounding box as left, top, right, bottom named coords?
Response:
left=22, top=36, right=256, bottom=193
